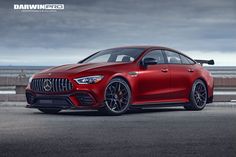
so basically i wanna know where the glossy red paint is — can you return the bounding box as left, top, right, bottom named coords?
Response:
left=25, top=46, right=214, bottom=110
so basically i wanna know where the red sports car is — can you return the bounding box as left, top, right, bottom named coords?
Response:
left=26, top=46, right=214, bottom=115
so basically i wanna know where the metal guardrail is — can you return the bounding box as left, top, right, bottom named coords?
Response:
left=0, top=66, right=49, bottom=77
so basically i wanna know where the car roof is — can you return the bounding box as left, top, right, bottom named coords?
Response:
left=110, top=45, right=195, bottom=62
left=111, top=45, right=181, bottom=52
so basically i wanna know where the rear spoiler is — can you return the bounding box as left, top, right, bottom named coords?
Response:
left=195, top=59, right=215, bottom=65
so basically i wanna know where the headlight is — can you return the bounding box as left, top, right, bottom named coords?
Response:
left=74, top=75, right=104, bottom=84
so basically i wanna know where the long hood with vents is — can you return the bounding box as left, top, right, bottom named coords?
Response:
left=38, top=62, right=125, bottom=75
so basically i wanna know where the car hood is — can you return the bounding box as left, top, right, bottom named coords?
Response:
left=39, top=62, right=125, bottom=75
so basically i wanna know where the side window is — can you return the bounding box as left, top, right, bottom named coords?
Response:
left=143, top=50, right=165, bottom=64
left=180, top=55, right=190, bottom=64
left=165, top=51, right=181, bottom=64
left=180, top=54, right=195, bottom=65
left=186, top=57, right=195, bottom=64
left=116, top=55, right=134, bottom=62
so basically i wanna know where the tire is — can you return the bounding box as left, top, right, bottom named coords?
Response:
left=100, top=78, right=131, bottom=115
left=38, top=108, right=61, bottom=114
left=184, top=79, right=208, bottom=111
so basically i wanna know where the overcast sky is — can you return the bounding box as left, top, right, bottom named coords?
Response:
left=0, top=0, right=236, bottom=66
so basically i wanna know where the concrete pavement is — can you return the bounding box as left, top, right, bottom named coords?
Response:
left=0, top=105, right=236, bottom=157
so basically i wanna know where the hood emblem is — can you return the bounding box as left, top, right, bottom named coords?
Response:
left=48, top=73, right=51, bottom=76
left=43, top=79, right=52, bottom=92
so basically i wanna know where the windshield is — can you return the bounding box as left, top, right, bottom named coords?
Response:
left=81, top=48, right=145, bottom=63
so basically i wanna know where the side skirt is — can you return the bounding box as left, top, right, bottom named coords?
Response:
left=130, top=101, right=190, bottom=109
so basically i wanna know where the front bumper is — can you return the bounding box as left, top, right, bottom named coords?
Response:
left=26, top=90, right=102, bottom=110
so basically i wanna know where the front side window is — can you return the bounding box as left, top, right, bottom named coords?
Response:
left=81, top=48, right=145, bottom=63
left=165, top=51, right=181, bottom=64
left=143, top=50, right=165, bottom=64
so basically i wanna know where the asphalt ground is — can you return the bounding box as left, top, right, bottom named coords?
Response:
left=0, top=104, right=236, bottom=157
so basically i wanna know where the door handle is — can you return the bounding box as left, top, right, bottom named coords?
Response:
left=161, top=68, right=168, bottom=72
left=188, top=68, right=194, bottom=72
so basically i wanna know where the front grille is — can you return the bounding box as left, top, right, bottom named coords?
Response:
left=31, top=78, right=73, bottom=93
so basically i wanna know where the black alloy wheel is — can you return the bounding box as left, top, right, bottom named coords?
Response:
left=185, top=79, right=208, bottom=110
left=101, top=78, right=131, bottom=115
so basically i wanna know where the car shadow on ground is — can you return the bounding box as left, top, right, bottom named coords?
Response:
left=33, top=107, right=187, bottom=116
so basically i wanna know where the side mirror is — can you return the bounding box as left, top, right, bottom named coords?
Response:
left=142, top=58, right=157, bottom=67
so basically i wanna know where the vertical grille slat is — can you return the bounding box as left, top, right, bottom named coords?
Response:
left=40, top=78, right=43, bottom=92
left=38, top=79, right=40, bottom=91
left=56, top=78, right=59, bottom=92
left=30, top=78, right=73, bottom=93
left=35, top=79, right=37, bottom=91
left=59, top=79, right=61, bottom=92
left=60, top=79, right=63, bottom=91
left=36, top=79, right=38, bottom=91
left=37, top=79, right=39, bottom=91
left=65, top=79, right=68, bottom=91
left=52, top=79, right=55, bottom=92
left=63, top=79, right=66, bottom=91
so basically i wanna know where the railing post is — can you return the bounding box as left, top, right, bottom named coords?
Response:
left=16, top=70, right=28, bottom=94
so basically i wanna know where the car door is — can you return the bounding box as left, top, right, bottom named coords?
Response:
left=164, top=50, right=195, bottom=102
left=137, top=49, right=171, bottom=104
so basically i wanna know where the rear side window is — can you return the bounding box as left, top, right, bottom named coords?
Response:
left=186, top=57, right=195, bottom=64
left=165, top=51, right=181, bottom=64
left=180, top=54, right=195, bottom=64
left=180, top=55, right=190, bottom=64
left=143, top=50, right=165, bottom=64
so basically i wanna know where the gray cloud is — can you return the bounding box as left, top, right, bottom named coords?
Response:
left=0, top=0, right=236, bottom=65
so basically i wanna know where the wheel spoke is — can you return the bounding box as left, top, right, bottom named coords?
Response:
left=118, top=83, right=121, bottom=93
left=105, top=81, right=129, bottom=113
left=194, top=83, right=207, bottom=107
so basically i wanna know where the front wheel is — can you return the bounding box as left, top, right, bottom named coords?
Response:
left=100, top=78, right=131, bottom=115
left=38, top=108, right=61, bottom=114
left=184, top=79, right=208, bottom=111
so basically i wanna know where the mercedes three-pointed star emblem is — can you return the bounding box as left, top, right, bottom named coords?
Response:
left=43, top=79, right=52, bottom=92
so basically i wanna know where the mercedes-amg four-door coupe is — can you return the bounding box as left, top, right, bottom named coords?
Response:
left=26, top=46, right=214, bottom=115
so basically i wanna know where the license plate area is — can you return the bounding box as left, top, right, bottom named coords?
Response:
left=39, top=99, right=53, bottom=104
left=34, top=97, right=72, bottom=108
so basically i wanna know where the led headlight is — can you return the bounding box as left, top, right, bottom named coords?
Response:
left=74, top=75, right=104, bottom=84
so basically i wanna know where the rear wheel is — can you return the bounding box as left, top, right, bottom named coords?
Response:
left=100, top=78, right=131, bottom=115
left=38, top=108, right=61, bottom=114
left=184, top=79, right=207, bottom=110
